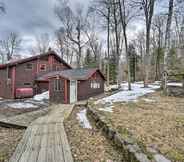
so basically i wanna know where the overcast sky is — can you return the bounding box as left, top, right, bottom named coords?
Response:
left=0, top=0, right=167, bottom=56
left=0, top=0, right=90, bottom=55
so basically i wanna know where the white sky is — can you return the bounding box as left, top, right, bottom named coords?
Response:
left=0, top=0, right=168, bottom=56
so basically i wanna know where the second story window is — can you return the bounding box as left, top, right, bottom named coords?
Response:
left=26, top=63, right=33, bottom=70
left=40, top=64, right=46, bottom=71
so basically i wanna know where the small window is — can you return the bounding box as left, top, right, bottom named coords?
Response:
left=54, top=79, right=62, bottom=91
left=40, top=64, right=46, bottom=71
left=90, top=80, right=100, bottom=89
left=26, top=63, right=33, bottom=70
left=24, top=83, right=32, bottom=86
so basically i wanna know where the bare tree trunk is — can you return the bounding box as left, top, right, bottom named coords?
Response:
left=144, top=0, right=155, bottom=87
left=164, top=0, right=174, bottom=72
left=118, top=0, right=131, bottom=90
left=107, top=3, right=110, bottom=87
left=112, top=0, right=120, bottom=87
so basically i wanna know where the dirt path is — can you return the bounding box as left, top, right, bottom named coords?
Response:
left=64, top=106, right=124, bottom=162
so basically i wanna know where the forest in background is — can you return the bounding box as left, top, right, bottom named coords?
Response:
left=0, top=0, right=184, bottom=89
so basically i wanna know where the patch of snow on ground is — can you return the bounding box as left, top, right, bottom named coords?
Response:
left=167, top=82, right=183, bottom=87
left=142, top=98, right=155, bottom=103
left=77, top=109, right=92, bottom=129
left=98, top=82, right=160, bottom=104
left=105, top=84, right=119, bottom=91
left=7, top=102, right=38, bottom=109
left=33, top=91, right=49, bottom=101
left=99, top=106, right=114, bottom=112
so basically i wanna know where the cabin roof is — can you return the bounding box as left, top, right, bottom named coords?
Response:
left=0, top=51, right=72, bottom=69
left=36, top=68, right=106, bottom=81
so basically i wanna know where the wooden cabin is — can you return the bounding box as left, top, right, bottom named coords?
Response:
left=44, top=69, right=105, bottom=104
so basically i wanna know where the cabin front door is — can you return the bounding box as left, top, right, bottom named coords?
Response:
left=70, top=80, right=77, bottom=103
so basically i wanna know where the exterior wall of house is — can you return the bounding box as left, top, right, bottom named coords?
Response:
left=0, top=67, right=14, bottom=98
left=0, top=54, right=71, bottom=98
left=15, top=59, right=38, bottom=89
left=77, top=72, right=105, bottom=101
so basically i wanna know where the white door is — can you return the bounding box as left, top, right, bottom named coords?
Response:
left=70, top=80, right=77, bottom=103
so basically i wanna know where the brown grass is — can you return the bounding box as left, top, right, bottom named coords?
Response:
left=0, top=127, right=25, bottom=162
left=95, top=92, right=184, bottom=162
left=64, top=106, right=124, bottom=162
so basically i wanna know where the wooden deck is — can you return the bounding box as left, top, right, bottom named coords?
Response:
left=9, top=104, right=74, bottom=162
left=0, top=108, right=49, bottom=128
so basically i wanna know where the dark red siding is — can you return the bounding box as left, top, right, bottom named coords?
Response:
left=0, top=54, right=70, bottom=98
left=77, top=72, right=105, bottom=100
left=49, top=71, right=105, bottom=104
left=0, top=68, right=13, bottom=98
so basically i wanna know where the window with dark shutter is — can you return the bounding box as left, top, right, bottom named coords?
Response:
left=40, top=64, right=46, bottom=71
left=26, top=63, right=33, bottom=70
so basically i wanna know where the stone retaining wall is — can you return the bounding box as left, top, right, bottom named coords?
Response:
left=87, top=101, right=171, bottom=162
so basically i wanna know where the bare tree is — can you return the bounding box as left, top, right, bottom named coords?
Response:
left=55, top=28, right=65, bottom=59
left=90, top=0, right=112, bottom=85
left=152, top=15, right=166, bottom=80
left=118, top=0, right=137, bottom=90
left=34, top=33, right=50, bottom=54
left=0, top=32, right=22, bottom=61
left=132, top=0, right=156, bottom=87
left=55, top=0, right=89, bottom=68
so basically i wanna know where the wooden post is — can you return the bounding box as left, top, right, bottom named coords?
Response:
left=182, top=74, right=184, bottom=89
left=162, top=71, right=168, bottom=95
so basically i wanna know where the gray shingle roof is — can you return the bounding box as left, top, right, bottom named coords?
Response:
left=36, top=68, right=105, bottom=81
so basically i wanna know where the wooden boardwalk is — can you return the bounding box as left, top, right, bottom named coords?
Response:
left=0, top=108, right=49, bottom=128
left=9, top=104, right=74, bottom=162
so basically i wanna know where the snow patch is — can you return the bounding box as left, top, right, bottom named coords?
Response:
left=97, top=82, right=160, bottom=104
left=167, top=82, right=183, bottom=87
left=142, top=98, right=155, bottom=103
left=33, top=91, right=49, bottom=101
left=7, top=102, right=38, bottom=109
left=77, top=109, right=92, bottom=129
left=154, top=154, right=171, bottom=162
left=99, top=106, right=114, bottom=112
